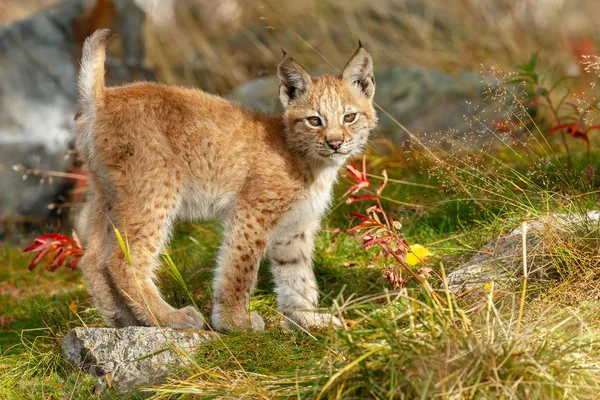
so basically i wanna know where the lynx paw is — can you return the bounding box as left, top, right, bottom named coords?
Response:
left=283, top=311, right=341, bottom=330
left=211, top=307, right=265, bottom=332
left=168, top=306, right=205, bottom=330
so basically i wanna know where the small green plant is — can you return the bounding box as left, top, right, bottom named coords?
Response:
left=506, top=52, right=600, bottom=172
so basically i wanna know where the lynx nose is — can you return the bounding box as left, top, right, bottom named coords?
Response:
left=327, top=139, right=343, bottom=151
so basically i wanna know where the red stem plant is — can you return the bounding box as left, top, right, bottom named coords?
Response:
left=344, top=156, right=441, bottom=302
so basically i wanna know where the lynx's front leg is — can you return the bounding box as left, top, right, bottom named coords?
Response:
left=211, top=201, right=277, bottom=331
left=268, top=223, right=341, bottom=330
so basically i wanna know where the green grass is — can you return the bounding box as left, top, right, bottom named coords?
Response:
left=2, top=129, right=600, bottom=398
left=1, top=145, right=599, bottom=398
left=2, top=131, right=600, bottom=398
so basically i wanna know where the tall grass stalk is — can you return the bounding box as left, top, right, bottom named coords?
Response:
left=516, top=222, right=528, bottom=336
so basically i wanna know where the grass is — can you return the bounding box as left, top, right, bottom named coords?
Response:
left=2, top=116, right=600, bottom=398
left=1, top=138, right=599, bottom=398
left=2, top=98, right=600, bottom=398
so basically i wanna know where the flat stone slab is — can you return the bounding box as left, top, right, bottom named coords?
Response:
left=447, top=211, right=600, bottom=293
left=63, top=327, right=216, bottom=390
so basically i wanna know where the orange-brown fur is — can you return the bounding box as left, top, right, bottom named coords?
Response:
left=75, top=29, right=377, bottom=330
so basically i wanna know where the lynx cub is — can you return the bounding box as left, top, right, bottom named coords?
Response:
left=75, top=29, right=377, bottom=331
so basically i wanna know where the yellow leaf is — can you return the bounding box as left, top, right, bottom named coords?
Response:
left=68, top=300, right=77, bottom=314
left=406, top=244, right=432, bottom=266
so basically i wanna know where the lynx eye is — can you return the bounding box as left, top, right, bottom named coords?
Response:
left=343, top=113, right=357, bottom=123
left=307, top=116, right=322, bottom=127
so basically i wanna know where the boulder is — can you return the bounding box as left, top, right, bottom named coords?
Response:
left=0, top=0, right=149, bottom=230
left=63, top=327, right=215, bottom=390
left=0, top=0, right=89, bottom=225
left=447, top=211, right=600, bottom=293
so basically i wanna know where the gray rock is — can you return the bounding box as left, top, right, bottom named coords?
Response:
left=228, top=75, right=280, bottom=115
left=446, top=233, right=554, bottom=293
left=63, top=327, right=216, bottom=390
left=447, top=211, right=600, bottom=293
left=508, top=210, right=600, bottom=236
left=0, top=0, right=149, bottom=228
left=227, top=66, right=490, bottom=142
left=0, top=0, right=89, bottom=224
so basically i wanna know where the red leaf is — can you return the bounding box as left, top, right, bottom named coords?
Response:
left=28, top=245, right=55, bottom=271
left=343, top=181, right=370, bottom=197
left=547, top=123, right=577, bottom=136
left=344, top=155, right=370, bottom=196
left=69, top=257, right=82, bottom=269
left=569, top=123, right=579, bottom=136
left=570, top=129, right=589, bottom=144
left=24, top=232, right=84, bottom=273
left=49, top=248, right=73, bottom=272
left=547, top=122, right=591, bottom=145
left=349, top=212, right=371, bottom=221
left=23, top=240, right=43, bottom=253
left=346, top=163, right=364, bottom=182
left=346, top=194, right=378, bottom=204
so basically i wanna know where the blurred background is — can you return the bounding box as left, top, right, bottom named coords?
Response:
left=0, top=0, right=599, bottom=238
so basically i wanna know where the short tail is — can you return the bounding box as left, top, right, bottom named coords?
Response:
left=77, top=29, right=114, bottom=112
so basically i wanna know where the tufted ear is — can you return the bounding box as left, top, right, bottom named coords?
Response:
left=277, top=52, right=312, bottom=108
left=342, top=42, right=375, bottom=101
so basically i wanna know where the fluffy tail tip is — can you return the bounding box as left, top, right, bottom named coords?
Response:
left=78, top=28, right=115, bottom=109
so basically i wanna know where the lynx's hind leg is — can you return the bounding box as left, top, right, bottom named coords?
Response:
left=79, top=188, right=142, bottom=327
left=103, top=175, right=204, bottom=330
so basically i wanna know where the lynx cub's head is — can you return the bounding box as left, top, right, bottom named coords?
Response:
left=278, top=44, right=377, bottom=164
